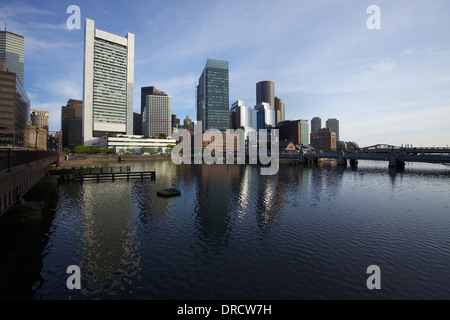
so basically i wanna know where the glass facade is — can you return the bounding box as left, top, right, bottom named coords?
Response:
left=0, top=69, right=30, bottom=146
left=276, top=119, right=309, bottom=146
left=197, top=59, right=229, bottom=131
left=300, top=119, right=309, bottom=146
left=256, top=81, right=274, bottom=108
left=255, top=103, right=275, bottom=130
left=326, top=118, right=339, bottom=142
left=311, top=117, right=321, bottom=134
left=230, top=100, right=258, bottom=141
left=0, top=31, right=24, bottom=86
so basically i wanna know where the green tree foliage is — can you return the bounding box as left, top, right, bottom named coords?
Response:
left=72, top=145, right=114, bottom=154
left=166, top=144, right=175, bottom=152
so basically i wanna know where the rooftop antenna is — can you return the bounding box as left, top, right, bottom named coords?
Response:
left=4, top=22, right=6, bottom=31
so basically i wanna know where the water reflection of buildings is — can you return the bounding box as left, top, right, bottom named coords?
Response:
left=132, top=160, right=178, bottom=228
left=310, top=161, right=344, bottom=202
left=193, top=164, right=238, bottom=259
left=193, top=163, right=312, bottom=244
left=389, top=166, right=404, bottom=187
left=78, top=182, right=141, bottom=298
left=254, top=173, right=283, bottom=231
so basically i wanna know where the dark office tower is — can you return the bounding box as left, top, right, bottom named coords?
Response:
left=274, top=97, right=285, bottom=124
left=197, top=59, right=229, bottom=131
left=311, top=117, right=321, bottom=134
left=61, top=99, right=83, bottom=148
left=171, top=114, right=180, bottom=129
left=133, top=112, right=142, bottom=135
left=0, top=28, right=25, bottom=86
left=141, top=86, right=166, bottom=115
left=256, top=81, right=275, bottom=108
left=0, top=60, right=29, bottom=147
left=326, top=118, right=339, bottom=142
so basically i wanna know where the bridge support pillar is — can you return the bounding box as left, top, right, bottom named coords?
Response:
left=337, top=151, right=347, bottom=166
left=388, top=153, right=405, bottom=168
left=298, top=150, right=308, bottom=164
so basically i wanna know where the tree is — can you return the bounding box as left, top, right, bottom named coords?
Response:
left=158, top=133, right=167, bottom=139
left=73, top=145, right=88, bottom=154
left=166, top=144, right=175, bottom=153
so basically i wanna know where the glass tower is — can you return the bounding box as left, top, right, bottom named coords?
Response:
left=300, top=119, right=309, bottom=146
left=326, top=118, right=339, bottom=142
left=256, top=81, right=274, bottom=108
left=311, top=117, right=321, bottom=134
left=0, top=62, right=29, bottom=146
left=197, top=59, right=229, bottom=132
left=0, top=30, right=25, bottom=86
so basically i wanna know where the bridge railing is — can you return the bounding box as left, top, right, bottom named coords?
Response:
left=0, top=149, right=59, bottom=171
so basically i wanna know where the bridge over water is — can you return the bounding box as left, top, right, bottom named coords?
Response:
left=0, top=150, right=60, bottom=216
left=299, top=144, right=450, bottom=167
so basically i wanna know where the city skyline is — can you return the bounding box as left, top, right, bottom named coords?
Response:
left=0, top=0, right=449, bottom=146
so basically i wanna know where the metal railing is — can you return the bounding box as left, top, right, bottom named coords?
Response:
left=0, top=149, right=59, bottom=171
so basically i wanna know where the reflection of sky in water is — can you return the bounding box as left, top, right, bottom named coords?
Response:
left=1, top=160, right=449, bottom=299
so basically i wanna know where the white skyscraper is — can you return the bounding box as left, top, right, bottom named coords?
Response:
left=82, top=18, right=134, bottom=146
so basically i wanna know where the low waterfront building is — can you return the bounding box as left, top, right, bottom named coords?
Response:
left=94, top=134, right=176, bottom=154
left=279, top=141, right=297, bottom=154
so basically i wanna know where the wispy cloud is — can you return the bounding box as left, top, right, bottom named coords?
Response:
left=1, top=0, right=449, bottom=145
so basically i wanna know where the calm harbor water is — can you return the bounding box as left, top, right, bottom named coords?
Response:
left=1, top=160, right=449, bottom=300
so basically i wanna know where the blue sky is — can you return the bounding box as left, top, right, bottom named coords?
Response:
left=1, top=0, right=449, bottom=147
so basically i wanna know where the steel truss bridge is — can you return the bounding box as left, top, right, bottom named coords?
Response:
left=298, top=144, right=450, bottom=167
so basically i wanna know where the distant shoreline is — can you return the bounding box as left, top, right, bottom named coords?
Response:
left=58, top=154, right=172, bottom=167
left=58, top=154, right=303, bottom=168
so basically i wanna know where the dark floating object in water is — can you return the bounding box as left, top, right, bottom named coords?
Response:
left=157, top=188, right=181, bottom=197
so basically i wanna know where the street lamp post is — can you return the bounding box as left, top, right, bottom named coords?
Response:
left=35, top=127, right=39, bottom=150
